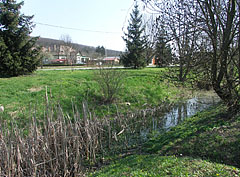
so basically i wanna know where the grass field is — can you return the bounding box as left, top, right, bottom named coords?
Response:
left=1, top=68, right=239, bottom=176
left=0, top=68, right=187, bottom=121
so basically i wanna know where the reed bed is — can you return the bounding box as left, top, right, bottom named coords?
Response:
left=0, top=89, right=170, bottom=176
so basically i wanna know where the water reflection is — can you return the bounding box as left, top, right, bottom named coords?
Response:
left=140, top=94, right=220, bottom=140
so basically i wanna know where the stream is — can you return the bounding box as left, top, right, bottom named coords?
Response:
left=139, top=92, right=221, bottom=140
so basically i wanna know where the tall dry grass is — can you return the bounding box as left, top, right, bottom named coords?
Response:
left=0, top=88, right=170, bottom=176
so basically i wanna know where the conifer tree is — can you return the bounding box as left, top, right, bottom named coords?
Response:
left=155, top=29, right=173, bottom=67
left=121, top=3, right=147, bottom=69
left=0, top=0, right=40, bottom=77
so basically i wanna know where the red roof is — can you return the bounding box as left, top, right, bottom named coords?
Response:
left=103, top=57, right=119, bottom=61
left=51, top=59, right=67, bottom=62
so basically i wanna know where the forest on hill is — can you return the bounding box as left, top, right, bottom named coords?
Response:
left=37, top=37, right=122, bottom=58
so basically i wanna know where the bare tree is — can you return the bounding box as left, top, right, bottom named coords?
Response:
left=196, top=0, right=240, bottom=112
left=142, top=0, right=203, bottom=82
left=143, top=0, right=240, bottom=113
left=143, top=15, right=158, bottom=64
left=60, top=34, right=75, bottom=65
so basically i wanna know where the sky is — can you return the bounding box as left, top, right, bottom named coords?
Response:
left=16, top=0, right=139, bottom=51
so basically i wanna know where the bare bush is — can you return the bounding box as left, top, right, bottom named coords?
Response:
left=94, top=66, right=126, bottom=104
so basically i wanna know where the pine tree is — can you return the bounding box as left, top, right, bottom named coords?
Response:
left=95, top=46, right=105, bottom=57
left=155, top=29, right=173, bottom=67
left=121, top=3, right=146, bottom=69
left=0, top=0, right=40, bottom=77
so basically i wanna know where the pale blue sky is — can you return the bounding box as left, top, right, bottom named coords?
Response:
left=18, top=0, right=138, bottom=51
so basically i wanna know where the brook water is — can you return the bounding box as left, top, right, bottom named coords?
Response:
left=138, top=91, right=221, bottom=141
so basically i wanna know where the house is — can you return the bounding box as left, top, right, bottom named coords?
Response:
left=76, top=53, right=90, bottom=64
left=103, top=56, right=120, bottom=65
left=41, top=45, right=91, bottom=65
left=149, top=56, right=156, bottom=65
left=51, top=59, right=67, bottom=64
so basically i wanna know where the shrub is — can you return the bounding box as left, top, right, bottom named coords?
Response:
left=94, top=66, right=125, bottom=104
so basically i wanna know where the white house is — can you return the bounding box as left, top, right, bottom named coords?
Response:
left=76, top=53, right=90, bottom=64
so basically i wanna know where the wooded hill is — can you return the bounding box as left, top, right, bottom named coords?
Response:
left=36, top=37, right=122, bottom=58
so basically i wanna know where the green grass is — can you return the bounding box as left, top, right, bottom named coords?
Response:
left=143, top=104, right=240, bottom=168
left=90, top=154, right=239, bottom=177
left=89, top=105, right=240, bottom=176
left=0, top=68, right=187, bottom=121
left=3, top=67, right=238, bottom=176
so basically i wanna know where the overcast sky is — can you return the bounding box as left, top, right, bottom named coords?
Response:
left=17, top=0, right=139, bottom=51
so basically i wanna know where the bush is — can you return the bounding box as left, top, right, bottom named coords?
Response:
left=94, top=66, right=126, bottom=104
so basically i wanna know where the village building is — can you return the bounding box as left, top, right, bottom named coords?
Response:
left=103, top=56, right=120, bottom=65
left=41, top=45, right=91, bottom=65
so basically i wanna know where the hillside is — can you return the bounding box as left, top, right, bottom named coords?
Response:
left=36, top=37, right=122, bottom=58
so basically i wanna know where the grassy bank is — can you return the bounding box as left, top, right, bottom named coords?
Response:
left=143, top=104, right=240, bottom=168
left=90, top=104, right=240, bottom=176
left=90, top=155, right=239, bottom=177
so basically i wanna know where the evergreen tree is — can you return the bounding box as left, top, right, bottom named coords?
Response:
left=155, top=29, right=173, bottom=67
left=121, top=3, right=146, bottom=69
left=0, top=0, right=40, bottom=77
left=95, top=46, right=105, bottom=57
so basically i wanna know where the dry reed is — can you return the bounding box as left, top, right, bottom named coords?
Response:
left=0, top=88, right=170, bottom=176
